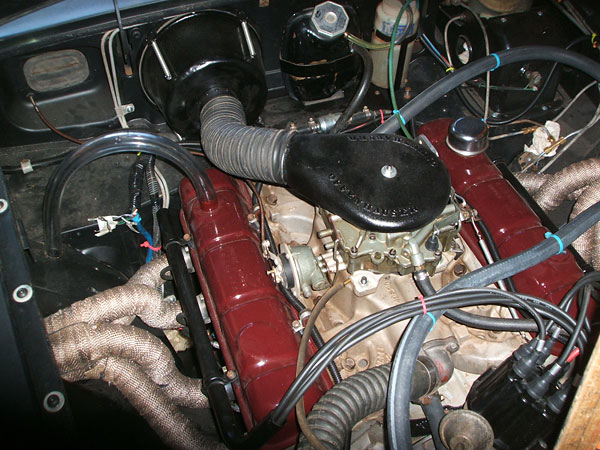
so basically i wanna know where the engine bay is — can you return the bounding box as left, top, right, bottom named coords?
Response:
left=0, top=1, right=599, bottom=449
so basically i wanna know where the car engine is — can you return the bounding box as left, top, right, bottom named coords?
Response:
left=0, top=1, right=599, bottom=449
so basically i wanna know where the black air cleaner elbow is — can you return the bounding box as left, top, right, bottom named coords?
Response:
left=284, top=133, right=452, bottom=232
left=200, top=97, right=451, bottom=232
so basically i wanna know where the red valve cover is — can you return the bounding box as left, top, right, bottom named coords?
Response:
left=180, top=170, right=331, bottom=450
left=420, top=119, right=596, bottom=334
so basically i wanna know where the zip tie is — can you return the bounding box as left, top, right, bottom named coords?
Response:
left=426, top=312, right=436, bottom=331
left=490, top=53, right=500, bottom=71
left=379, top=109, right=385, bottom=124
left=418, top=294, right=427, bottom=315
left=418, top=294, right=436, bottom=331
left=393, top=110, right=406, bottom=125
left=445, top=66, right=455, bottom=73
left=545, top=232, right=566, bottom=255
left=141, top=241, right=162, bottom=252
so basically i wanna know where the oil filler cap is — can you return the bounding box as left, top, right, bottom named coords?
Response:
left=446, top=116, right=489, bottom=156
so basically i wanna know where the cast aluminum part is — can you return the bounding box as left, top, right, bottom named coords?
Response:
left=420, top=118, right=589, bottom=350
left=322, top=201, right=461, bottom=275
left=279, top=242, right=330, bottom=298
left=262, top=185, right=525, bottom=410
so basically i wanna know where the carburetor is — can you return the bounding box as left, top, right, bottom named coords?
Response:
left=319, top=202, right=461, bottom=275
left=271, top=196, right=462, bottom=298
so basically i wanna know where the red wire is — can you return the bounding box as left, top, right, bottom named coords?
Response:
left=140, top=241, right=162, bottom=252
left=566, top=347, right=580, bottom=363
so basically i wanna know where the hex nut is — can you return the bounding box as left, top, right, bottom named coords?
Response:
left=311, top=2, right=349, bottom=40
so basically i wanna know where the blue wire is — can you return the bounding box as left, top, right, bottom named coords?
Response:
left=421, top=33, right=445, bottom=62
left=132, top=213, right=154, bottom=262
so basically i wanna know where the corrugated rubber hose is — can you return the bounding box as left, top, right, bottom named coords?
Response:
left=297, top=364, right=390, bottom=450
left=200, top=95, right=295, bottom=184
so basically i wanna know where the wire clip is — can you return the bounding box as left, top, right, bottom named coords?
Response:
left=544, top=232, right=566, bottom=255
left=141, top=241, right=161, bottom=252
left=427, top=312, right=436, bottom=331
left=490, top=53, right=500, bottom=71
left=418, top=294, right=428, bottom=315
left=445, top=66, right=455, bottom=73
left=392, top=110, right=407, bottom=125
left=20, top=159, right=33, bottom=174
left=418, top=294, right=437, bottom=331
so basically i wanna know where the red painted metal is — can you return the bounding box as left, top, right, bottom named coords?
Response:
left=420, top=119, right=589, bottom=333
left=180, top=169, right=330, bottom=450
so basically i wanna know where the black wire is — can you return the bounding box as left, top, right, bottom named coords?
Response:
left=2, top=150, right=76, bottom=174
left=457, top=36, right=588, bottom=125
left=556, top=285, right=591, bottom=367
left=251, top=183, right=343, bottom=385
left=419, top=30, right=588, bottom=125
left=271, top=288, right=580, bottom=424
left=288, top=288, right=583, bottom=405
left=477, top=218, right=518, bottom=292
left=330, top=44, right=374, bottom=134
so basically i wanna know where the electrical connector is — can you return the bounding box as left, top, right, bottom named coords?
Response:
left=526, top=363, right=564, bottom=401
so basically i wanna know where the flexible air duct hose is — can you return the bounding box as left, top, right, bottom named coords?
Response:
left=297, top=364, right=390, bottom=450
left=200, top=96, right=294, bottom=184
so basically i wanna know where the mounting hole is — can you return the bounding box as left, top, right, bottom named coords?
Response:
left=12, top=284, right=33, bottom=303
left=358, top=358, right=369, bottom=369
left=43, top=391, right=65, bottom=413
left=455, top=35, right=472, bottom=65
left=0, top=198, right=7, bottom=214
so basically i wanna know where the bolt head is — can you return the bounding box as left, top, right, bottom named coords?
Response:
left=453, top=263, right=466, bottom=276
left=343, top=357, right=356, bottom=370
left=381, top=165, right=397, bottom=179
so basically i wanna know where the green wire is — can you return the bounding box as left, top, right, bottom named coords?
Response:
left=388, top=0, right=418, bottom=139
left=345, top=33, right=392, bottom=50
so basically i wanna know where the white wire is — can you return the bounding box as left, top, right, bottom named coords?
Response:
left=553, top=81, right=598, bottom=122
left=489, top=130, right=527, bottom=141
left=445, top=7, right=491, bottom=123
left=154, top=166, right=170, bottom=209
left=101, top=28, right=128, bottom=128
left=100, top=29, right=120, bottom=122
left=460, top=2, right=490, bottom=123
left=443, top=16, right=463, bottom=68
left=108, top=29, right=128, bottom=128
left=540, top=101, right=600, bottom=173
